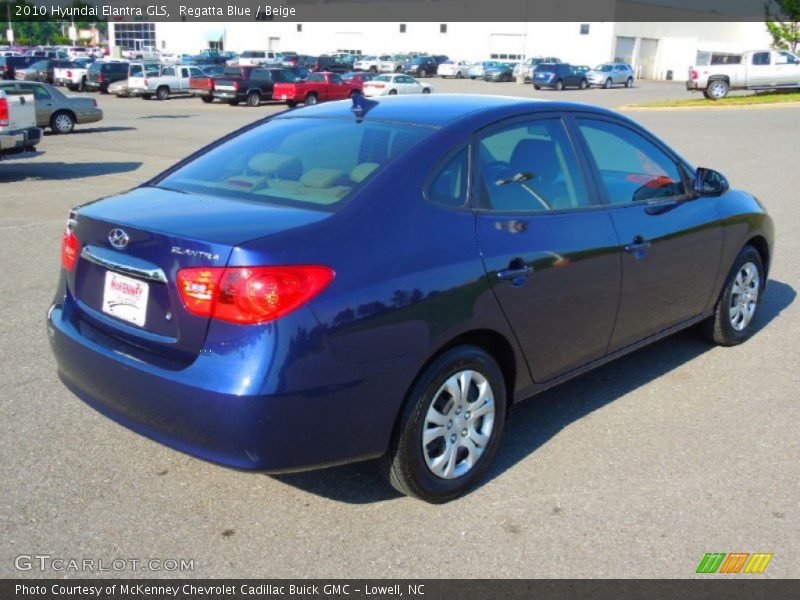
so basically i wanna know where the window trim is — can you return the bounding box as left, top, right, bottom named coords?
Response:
left=468, top=112, right=604, bottom=216
left=567, top=113, right=696, bottom=209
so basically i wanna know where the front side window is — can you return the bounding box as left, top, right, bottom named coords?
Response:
left=778, top=51, right=799, bottom=64
left=477, top=118, right=589, bottom=212
left=157, top=117, right=433, bottom=210
left=577, top=119, right=686, bottom=205
left=307, top=73, right=325, bottom=82
left=162, top=67, right=175, bottom=77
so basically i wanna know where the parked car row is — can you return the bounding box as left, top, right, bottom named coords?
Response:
left=0, top=80, right=103, bottom=134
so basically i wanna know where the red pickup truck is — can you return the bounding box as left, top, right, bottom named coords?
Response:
left=273, top=71, right=362, bottom=107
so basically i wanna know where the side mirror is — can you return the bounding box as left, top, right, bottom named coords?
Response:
left=693, top=167, right=729, bottom=196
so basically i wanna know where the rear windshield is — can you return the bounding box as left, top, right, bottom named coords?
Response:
left=595, top=64, right=613, bottom=72
left=222, top=67, right=245, bottom=76
left=241, top=51, right=265, bottom=58
left=270, top=69, right=299, bottom=83
left=156, top=117, right=433, bottom=211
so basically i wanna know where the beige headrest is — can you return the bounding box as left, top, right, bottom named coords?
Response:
left=350, top=163, right=379, bottom=183
left=300, top=168, right=346, bottom=189
left=247, top=153, right=295, bottom=175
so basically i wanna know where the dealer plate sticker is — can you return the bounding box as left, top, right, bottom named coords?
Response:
left=102, top=271, right=149, bottom=327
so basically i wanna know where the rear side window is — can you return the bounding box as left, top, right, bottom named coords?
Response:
left=157, top=117, right=434, bottom=211
left=427, top=146, right=469, bottom=208
left=577, top=119, right=686, bottom=204
left=477, top=118, right=590, bottom=212
left=752, top=52, right=771, bottom=65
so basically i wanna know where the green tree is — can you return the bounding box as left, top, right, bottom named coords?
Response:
left=765, top=0, right=800, bottom=52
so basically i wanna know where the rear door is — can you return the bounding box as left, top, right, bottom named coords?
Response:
left=18, top=83, right=53, bottom=127
left=474, top=114, right=621, bottom=382
left=572, top=115, right=723, bottom=352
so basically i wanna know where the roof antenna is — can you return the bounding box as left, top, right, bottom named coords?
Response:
left=351, top=93, right=378, bottom=119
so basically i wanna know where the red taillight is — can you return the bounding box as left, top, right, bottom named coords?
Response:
left=98, top=74, right=105, bottom=83
left=66, top=70, right=73, bottom=78
left=233, top=81, right=240, bottom=91
left=61, top=229, right=80, bottom=271
left=143, top=78, right=148, bottom=86
left=0, top=98, right=8, bottom=126
left=691, top=70, right=698, bottom=80
left=373, top=83, right=385, bottom=88
left=177, top=266, right=334, bottom=324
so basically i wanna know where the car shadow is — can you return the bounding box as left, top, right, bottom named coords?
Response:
left=44, top=126, right=137, bottom=136
left=0, top=161, right=142, bottom=182
left=270, top=280, right=795, bottom=504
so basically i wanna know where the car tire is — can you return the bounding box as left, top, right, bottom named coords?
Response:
left=369, top=66, right=377, bottom=73
left=246, top=91, right=261, bottom=107
left=419, top=69, right=427, bottom=78
left=156, top=86, right=169, bottom=101
left=388, top=89, right=398, bottom=95
left=227, top=100, right=239, bottom=106
left=348, top=90, right=361, bottom=98
left=422, top=87, right=431, bottom=94
left=579, top=79, right=588, bottom=89
left=470, top=76, right=476, bottom=80
left=286, top=100, right=298, bottom=108
left=555, top=79, right=564, bottom=91
left=200, top=96, right=213, bottom=104
left=141, top=94, right=152, bottom=100
left=383, top=345, right=507, bottom=503
left=305, top=93, right=319, bottom=105
left=456, top=71, right=463, bottom=79
left=625, top=77, right=634, bottom=88
left=50, top=111, right=75, bottom=134
left=707, top=79, right=729, bottom=100
left=700, top=245, right=765, bottom=346
left=79, top=77, right=86, bottom=92
left=603, top=78, right=612, bottom=89
left=533, top=84, right=541, bottom=90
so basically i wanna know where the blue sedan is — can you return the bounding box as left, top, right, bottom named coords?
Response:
left=48, top=95, right=774, bottom=502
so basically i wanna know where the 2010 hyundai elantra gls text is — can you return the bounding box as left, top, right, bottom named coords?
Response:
left=47, top=95, right=774, bottom=502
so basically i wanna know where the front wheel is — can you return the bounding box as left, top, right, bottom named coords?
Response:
left=603, top=78, right=612, bottom=89
left=579, top=79, right=587, bottom=90
left=141, top=94, right=152, bottom=100
left=383, top=346, right=507, bottom=503
left=700, top=245, right=765, bottom=346
left=419, top=69, right=427, bottom=78
left=304, top=93, right=319, bottom=105
left=554, top=79, right=564, bottom=91
left=286, top=99, right=298, bottom=108
left=200, top=96, right=213, bottom=104
left=625, top=77, right=634, bottom=88
left=421, top=87, right=431, bottom=94
left=388, top=89, right=398, bottom=95
left=533, top=84, right=541, bottom=90
left=156, top=86, right=169, bottom=101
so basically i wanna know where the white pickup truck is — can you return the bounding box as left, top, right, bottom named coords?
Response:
left=53, top=60, right=91, bottom=91
left=0, top=89, right=42, bottom=159
left=687, top=49, right=800, bottom=99
left=128, top=64, right=205, bottom=100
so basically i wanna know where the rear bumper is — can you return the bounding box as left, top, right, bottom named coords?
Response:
left=47, top=292, right=412, bottom=472
left=127, top=87, right=152, bottom=97
left=188, top=89, right=213, bottom=98
left=0, top=126, right=42, bottom=154
left=686, top=81, right=699, bottom=90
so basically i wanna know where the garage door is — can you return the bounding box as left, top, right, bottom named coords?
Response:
left=637, top=38, right=659, bottom=79
left=614, top=36, right=636, bottom=64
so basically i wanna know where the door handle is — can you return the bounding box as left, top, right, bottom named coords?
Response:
left=497, top=260, right=534, bottom=282
left=624, top=235, right=651, bottom=254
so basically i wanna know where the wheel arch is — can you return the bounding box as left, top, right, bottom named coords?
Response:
left=746, top=235, right=770, bottom=279
left=51, top=108, right=77, bottom=126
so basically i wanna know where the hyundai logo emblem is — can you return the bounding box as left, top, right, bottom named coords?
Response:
left=108, top=228, right=130, bottom=250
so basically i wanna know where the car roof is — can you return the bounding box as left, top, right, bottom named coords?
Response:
left=275, top=94, right=620, bottom=128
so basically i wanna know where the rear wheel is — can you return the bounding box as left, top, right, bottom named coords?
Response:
left=200, top=96, right=213, bottom=104
left=707, top=79, right=729, bottom=100
left=388, top=89, right=398, bottom=95
left=422, top=87, right=431, bottom=94
left=603, top=78, right=612, bottom=89
left=419, top=69, right=427, bottom=78
left=383, top=346, right=507, bottom=503
left=625, top=76, right=634, bottom=88
left=305, top=93, right=319, bottom=105
left=555, top=79, right=564, bottom=91
left=700, top=245, right=765, bottom=346
left=533, top=84, right=541, bottom=90
left=141, top=93, right=152, bottom=100
left=227, top=99, right=239, bottom=106
left=455, top=71, right=463, bottom=79
left=156, top=86, right=169, bottom=101
left=286, top=99, right=298, bottom=108
left=369, top=66, right=377, bottom=73
left=246, top=91, right=261, bottom=107
left=50, top=111, right=75, bottom=134
left=579, top=79, right=588, bottom=89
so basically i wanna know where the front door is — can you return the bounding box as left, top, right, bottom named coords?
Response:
left=474, top=115, right=621, bottom=382
left=573, top=116, right=724, bottom=352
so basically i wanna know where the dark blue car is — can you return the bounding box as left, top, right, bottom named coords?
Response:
left=48, top=95, right=774, bottom=502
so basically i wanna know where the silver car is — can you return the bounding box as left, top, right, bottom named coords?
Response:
left=587, top=62, right=635, bottom=88
left=0, top=80, right=103, bottom=133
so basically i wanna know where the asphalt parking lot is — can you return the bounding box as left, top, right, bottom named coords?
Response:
left=1, top=78, right=798, bottom=578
